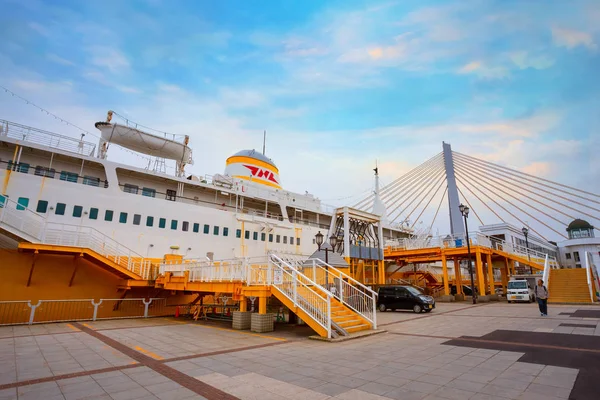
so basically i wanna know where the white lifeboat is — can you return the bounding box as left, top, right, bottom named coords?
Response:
left=94, top=121, right=193, bottom=165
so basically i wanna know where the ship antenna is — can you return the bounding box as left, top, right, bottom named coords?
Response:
left=262, top=130, right=266, bottom=155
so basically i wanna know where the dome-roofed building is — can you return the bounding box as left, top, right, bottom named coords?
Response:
left=558, top=218, right=600, bottom=269
left=566, top=219, right=595, bottom=239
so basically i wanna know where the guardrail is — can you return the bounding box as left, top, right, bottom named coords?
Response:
left=0, top=298, right=174, bottom=326
left=0, top=197, right=156, bottom=279
left=0, top=119, right=96, bottom=156
left=385, top=231, right=559, bottom=269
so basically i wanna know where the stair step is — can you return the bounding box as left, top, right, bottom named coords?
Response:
left=345, top=324, right=370, bottom=333
left=336, top=319, right=363, bottom=327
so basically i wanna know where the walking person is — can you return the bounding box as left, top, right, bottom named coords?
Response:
left=535, top=279, right=549, bottom=316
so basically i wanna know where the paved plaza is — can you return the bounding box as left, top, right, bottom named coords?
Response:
left=1, top=302, right=599, bottom=400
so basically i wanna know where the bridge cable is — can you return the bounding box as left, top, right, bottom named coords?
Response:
left=409, top=177, right=447, bottom=230
left=457, top=186, right=485, bottom=226
left=453, top=153, right=600, bottom=216
left=454, top=151, right=600, bottom=204
left=455, top=165, right=566, bottom=239
left=354, top=153, right=444, bottom=210
left=456, top=162, right=575, bottom=227
left=383, top=163, right=446, bottom=218
left=429, top=187, right=448, bottom=232
left=387, top=166, right=446, bottom=222
left=390, top=168, right=446, bottom=224
left=455, top=175, right=506, bottom=224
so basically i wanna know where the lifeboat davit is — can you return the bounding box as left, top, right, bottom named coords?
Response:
left=94, top=121, right=193, bottom=165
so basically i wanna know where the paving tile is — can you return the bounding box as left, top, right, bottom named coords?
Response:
left=334, top=389, right=390, bottom=399
left=524, top=383, right=572, bottom=399
left=312, top=383, right=351, bottom=397
left=383, top=387, right=428, bottom=400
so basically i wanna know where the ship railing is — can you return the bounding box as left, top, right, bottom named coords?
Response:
left=0, top=195, right=47, bottom=241
left=42, top=223, right=155, bottom=279
left=160, top=258, right=246, bottom=282
left=1, top=159, right=109, bottom=188
left=0, top=119, right=96, bottom=156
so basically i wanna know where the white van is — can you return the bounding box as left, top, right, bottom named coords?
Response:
left=506, top=279, right=535, bottom=303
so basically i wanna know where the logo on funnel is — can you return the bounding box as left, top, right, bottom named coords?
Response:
left=244, top=165, right=279, bottom=184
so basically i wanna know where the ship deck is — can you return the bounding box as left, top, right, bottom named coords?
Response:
left=1, top=302, right=599, bottom=400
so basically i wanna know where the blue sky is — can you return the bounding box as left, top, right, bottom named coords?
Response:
left=1, top=0, right=599, bottom=239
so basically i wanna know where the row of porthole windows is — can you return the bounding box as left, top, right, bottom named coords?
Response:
left=22, top=198, right=300, bottom=245
left=235, top=229, right=300, bottom=246
left=30, top=199, right=229, bottom=235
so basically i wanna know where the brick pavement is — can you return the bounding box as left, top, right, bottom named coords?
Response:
left=0, top=302, right=598, bottom=399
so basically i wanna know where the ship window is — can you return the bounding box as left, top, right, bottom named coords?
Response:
left=166, top=189, right=176, bottom=201
left=223, top=227, right=229, bottom=237
left=283, top=236, right=287, bottom=244
left=261, top=233, right=266, bottom=241
left=142, top=187, right=156, bottom=197
left=35, top=166, right=55, bottom=178
left=15, top=197, right=29, bottom=211
left=193, top=223, right=199, bottom=233
left=133, top=214, right=141, bottom=225
left=565, top=253, right=571, bottom=260
left=83, top=176, right=100, bottom=187
left=245, top=230, right=250, bottom=239
left=146, top=216, right=154, bottom=227
left=297, top=237, right=300, bottom=246
left=0, top=195, right=5, bottom=208
left=56, top=203, right=66, bottom=215
left=124, top=184, right=139, bottom=194
left=213, top=226, right=219, bottom=235
left=236, top=229, right=241, bottom=238
left=269, top=234, right=273, bottom=242
left=171, top=220, right=178, bottom=230
left=36, top=200, right=48, bottom=213
left=17, top=163, right=30, bottom=173
left=104, top=210, right=113, bottom=221
left=574, top=252, right=580, bottom=262
left=203, top=224, right=209, bottom=234
left=119, top=212, right=128, bottom=223
left=290, top=237, right=294, bottom=245
left=60, top=171, right=78, bottom=183
left=159, top=218, right=166, bottom=228
left=182, top=221, right=189, bottom=231
left=276, top=235, right=280, bottom=243
left=253, top=232, right=258, bottom=241
left=73, top=205, right=83, bottom=218
left=89, top=208, right=98, bottom=220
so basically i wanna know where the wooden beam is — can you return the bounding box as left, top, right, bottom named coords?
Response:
left=26, top=251, right=38, bottom=287
left=68, top=254, right=82, bottom=287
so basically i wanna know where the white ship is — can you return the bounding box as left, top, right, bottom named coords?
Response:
left=0, top=112, right=407, bottom=262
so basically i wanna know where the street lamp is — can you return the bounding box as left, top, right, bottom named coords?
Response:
left=522, top=227, right=532, bottom=274
left=315, top=231, right=338, bottom=289
left=459, top=204, right=477, bottom=304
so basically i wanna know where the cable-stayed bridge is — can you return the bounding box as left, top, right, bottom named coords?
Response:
left=352, top=142, right=599, bottom=303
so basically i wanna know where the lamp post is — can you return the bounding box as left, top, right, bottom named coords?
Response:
left=315, top=231, right=338, bottom=288
left=522, top=227, right=532, bottom=274
left=459, top=204, right=477, bottom=304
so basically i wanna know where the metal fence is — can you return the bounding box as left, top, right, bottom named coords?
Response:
left=0, top=298, right=174, bottom=326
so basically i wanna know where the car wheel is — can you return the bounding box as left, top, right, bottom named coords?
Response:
left=507, top=300, right=511, bottom=303
left=424, top=309, right=432, bottom=313
left=413, top=304, right=422, bottom=313
left=378, top=304, right=387, bottom=312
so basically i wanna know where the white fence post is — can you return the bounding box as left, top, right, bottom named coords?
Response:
left=372, top=294, right=377, bottom=329
left=27, top=301, right=40, bottom=325
left=143, top=298, right=152, bottom=318
left=92, top=299, right=102, bottom=321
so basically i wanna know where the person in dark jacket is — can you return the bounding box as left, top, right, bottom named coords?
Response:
left=534, top=279, right=549, bottom=316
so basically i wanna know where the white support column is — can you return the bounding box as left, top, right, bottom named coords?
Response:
left=343, top=207, right=350, bottom=259
left=443, top=142, right=465, bottom=236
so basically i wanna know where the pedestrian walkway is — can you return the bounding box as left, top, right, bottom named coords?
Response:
left=0, top=303, right=599, bottom=399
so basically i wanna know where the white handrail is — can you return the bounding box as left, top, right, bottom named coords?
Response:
left=584, top=251, right=595, bottom=303
left=542, top=254, right=550, bottom=292
left=268, top=254, right=332, bottom=338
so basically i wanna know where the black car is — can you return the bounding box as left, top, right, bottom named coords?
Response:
left=377, top=285, right=435, bottom=313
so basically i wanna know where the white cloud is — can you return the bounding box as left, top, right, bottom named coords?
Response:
left=458, top=61, right=510, bottom=79
left=47, top=53, right=75, bottom=66
left=86, top=46, right=130, bottom=73
left=552, top=27, right=597, bottom=50
left=28, top=22, right=49, bottom=37
left=509, top=51, right=555, bottom=70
